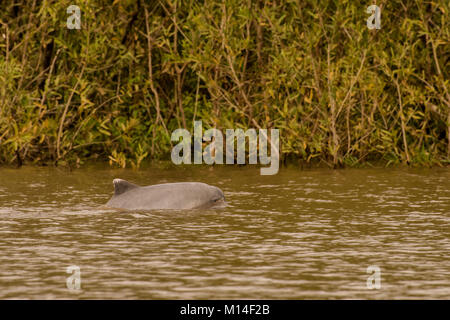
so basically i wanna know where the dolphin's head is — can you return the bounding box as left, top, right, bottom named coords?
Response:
left=213, top=186, right=225, bottom=201
left=206, top=185, right=226, bottom=207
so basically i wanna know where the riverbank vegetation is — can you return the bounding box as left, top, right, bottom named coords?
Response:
left=0, top=0, right=449, bottom=168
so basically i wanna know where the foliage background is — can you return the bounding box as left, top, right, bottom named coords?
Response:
left=0, top=0, right=449, bottom=168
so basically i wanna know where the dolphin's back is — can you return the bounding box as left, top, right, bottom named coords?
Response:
left=106, top=179, right=224, bottom=210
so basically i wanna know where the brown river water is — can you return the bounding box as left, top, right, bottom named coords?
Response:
left=0, top=165, right=449, bottom=299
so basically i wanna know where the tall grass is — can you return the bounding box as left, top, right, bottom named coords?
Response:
left=0, top=0, right=449, bottom=168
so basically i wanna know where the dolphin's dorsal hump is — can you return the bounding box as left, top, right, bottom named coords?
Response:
left=113, top=178, right=139, bottom=196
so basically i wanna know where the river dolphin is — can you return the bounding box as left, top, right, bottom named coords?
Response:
left=106, top=178, right=225, bottom=210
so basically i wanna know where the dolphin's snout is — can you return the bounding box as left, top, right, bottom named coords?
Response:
left=211, top=186, right=226, bottom=208
left=213, top=186, right=225, bottom=201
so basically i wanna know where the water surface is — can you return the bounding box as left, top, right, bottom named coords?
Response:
left=0, top=165, right=449, bottom=299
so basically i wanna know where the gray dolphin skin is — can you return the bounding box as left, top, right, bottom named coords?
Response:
left=106, top=179, right=225, bottom=210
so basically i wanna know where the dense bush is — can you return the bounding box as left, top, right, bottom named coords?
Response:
left=0, top=0, right=449, bottom=168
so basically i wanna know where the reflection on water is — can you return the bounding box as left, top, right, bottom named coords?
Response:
left=0, top=165, right=449, bottom=299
